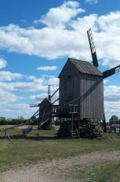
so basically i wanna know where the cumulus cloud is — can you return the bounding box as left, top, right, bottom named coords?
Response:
left=30, top=93, right=48, bottom=101
left=0, top=90, right=18, bottom=103
left=0, top=87, right=26, bottom=118
left=0, top=81, right=46, bottom=92
left=47, top=77, right=59, bottom=85
left=11, top=81, right=48, bottom=92
left=104, top=85, right=120, bottom=120
left=0, top=58, right=7, bottom=69
left=0, top=1, right=119, bottom=67
left=0, top=1, right=120, bottom=119
left=104, top=85, right=120, bottom=102
left=34, top=1, right=85, bottom=28
left=0, top=72, right=59, bottom=118
left=0, top=74, right=58, bottom=92
left=0, top=102, right=35, bottom=118
left=0, top=71, right=23, bottom=81
left=105, top=101, right=120, bottom=121
left=37, top=66, right=58, bottom=71
left=27, top=75, right=36, bottom=81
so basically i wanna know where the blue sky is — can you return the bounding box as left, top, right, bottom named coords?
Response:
left=0, top=0, right=120, bottom=121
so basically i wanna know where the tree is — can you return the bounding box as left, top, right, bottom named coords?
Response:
left=0, top=117, right=7, bottom=125
left=109, top=115, right=119, bottom=125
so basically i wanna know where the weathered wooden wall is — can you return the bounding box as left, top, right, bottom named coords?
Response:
left=80, top=74, right=104, bottom=120
left=59, top=59, right=104, bottom=121
left=59, top=61, right=80, bottom=110
left=39, top=98, right=52, bottom=119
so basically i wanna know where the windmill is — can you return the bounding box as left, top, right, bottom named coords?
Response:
left=87, top=28, right=120, bottom=130
left=29, top=28, right=120, bottom=138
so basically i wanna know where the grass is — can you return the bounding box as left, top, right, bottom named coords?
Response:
left=65, top=161, right=120, bottom=182
left=0, top=126, right=120, bottom=177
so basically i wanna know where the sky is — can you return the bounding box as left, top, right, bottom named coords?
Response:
left=0, top=0, right=120, bottom=121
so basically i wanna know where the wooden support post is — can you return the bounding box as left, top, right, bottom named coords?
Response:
left=72, top=112, right=74, bottom=137
left=4, top=129, right=6, bottom=136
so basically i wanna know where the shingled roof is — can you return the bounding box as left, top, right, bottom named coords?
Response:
left=59, top=58, right=103, bottom=77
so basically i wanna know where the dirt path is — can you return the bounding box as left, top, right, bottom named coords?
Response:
left=1, top=151, right=120, bottom=182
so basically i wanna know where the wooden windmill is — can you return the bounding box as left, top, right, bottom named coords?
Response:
left=58, top=28, right=120, bottom=136
left=30, top=28, right=120, bottom=137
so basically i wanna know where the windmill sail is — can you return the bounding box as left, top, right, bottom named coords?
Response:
left=103, top=65, right=120, bottom=78
left=87, top=28, right=98, bottom=67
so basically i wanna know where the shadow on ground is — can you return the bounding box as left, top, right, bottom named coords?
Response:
left=0, top=134, right=58, bottom=141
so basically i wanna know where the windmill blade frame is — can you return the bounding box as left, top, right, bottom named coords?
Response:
left=87, top=28, right=99, bottom=67
left=103, top=65, right=120, bottom=78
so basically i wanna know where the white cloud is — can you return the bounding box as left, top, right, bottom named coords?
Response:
left=104, top=85, right=120, bottom=101
left=30, top=93, right=48, bottom=101
left=0, top=73, right=59, bottom=118
left=0, top=71, right=23, bottom=81
left=105, top=101, right=120, bottom=121
left=0, top=102, right=35, bottom=119
left=103, top=79, right=109, bottom=85
left=27, top=75, right=36, bottom=81
left=37, top=66, right=58, bottom=71
left=0, top=1, right=120, bottom=119
left=97, top=11, right=120, bottom=31
left=0, top=58, right=7, bottom=69
left=9, top=81, right=47, bottom=92
left=0, top=90, right=18, bottom=103
left=85, top=0, right=98, bottom=4
left=0, top=10, right=119, bottom=67
left=0, top=75, right=58, bottom=92
left=0, top=1, right=86, bottom=59
left=0, top=88, right=26, bottom=118
left=47, top=77, right=59, bottom=86
left=34, top=1, right=85, bottom=28
left=0, top=2, right=119, bottom=67
left=104, top=85, right=120, bottom=120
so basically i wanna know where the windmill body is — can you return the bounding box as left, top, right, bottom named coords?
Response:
left=38, top=98, right=52, bottom=129
left=59, top=58, right=104, bottom=121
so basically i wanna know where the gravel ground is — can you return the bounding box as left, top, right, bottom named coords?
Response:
left=1, top=151, right=120, bottom=182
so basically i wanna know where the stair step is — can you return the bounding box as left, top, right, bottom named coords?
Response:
left=71, top=131, right=79, bottom=138
left=72, top=133, right=78, bottom=135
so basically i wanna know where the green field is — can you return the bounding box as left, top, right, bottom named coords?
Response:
left=0, top=126, right=120, bottom=181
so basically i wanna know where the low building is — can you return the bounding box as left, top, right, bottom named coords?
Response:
left=111, top=123, right=120, bottom=133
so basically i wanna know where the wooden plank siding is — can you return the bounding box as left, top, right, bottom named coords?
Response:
left=80, top=74, right=104, bottom=120
left=39, top=98, right=52, bottom=120
left=59, top=61, right=80, bottom=110
left=59, top=58, right=104, bottom=121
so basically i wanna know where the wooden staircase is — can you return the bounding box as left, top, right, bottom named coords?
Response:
left=71, top=129, right=79, bottom=138
left=39, top=118, right=49, bottom=127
